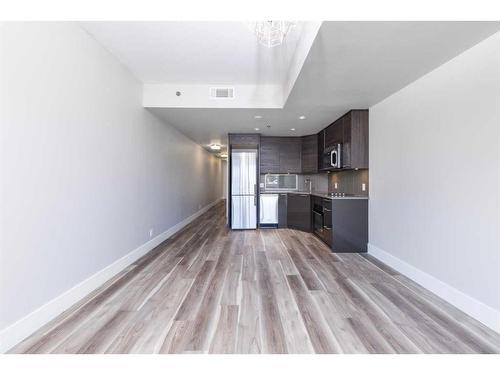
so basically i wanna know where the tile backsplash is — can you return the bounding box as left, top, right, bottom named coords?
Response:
left=259, top=170, right=368, bottom=196
left=298, top=174, right=329, bottom=192
left=328, top=169, right=369, bottom=196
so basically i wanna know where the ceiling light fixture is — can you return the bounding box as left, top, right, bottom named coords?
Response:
left=290, top=128, right=296, bottom=131
left=254, top=127, right=260, bottom=131
left=250, top=21, right=296, bottom=48
left=299, top=115, right=306, bottom=120
left=210, top=144, right=221, bottom=151
left=254, top=115, right=262, bottom=119
left=219, top=153, right=228, bottom=158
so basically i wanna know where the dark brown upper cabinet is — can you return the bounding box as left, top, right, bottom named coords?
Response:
left=301, top=134, right=318, bottom=174
left=318, top=129, right=325, bottom=170
left=280, top=137, right=301, bottom=173
left=342, top=112, right=352, bottom=168
left=260, top=137, right=280, bottom=174
left=259, top=136, right=301, bottom=174
left=325, top=117, right=344, bottom=148
left=320, top=110, right=368, bottom=170
left=343, top=110, right=368, bottom=169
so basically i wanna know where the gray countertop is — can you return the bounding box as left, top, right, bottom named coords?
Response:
left=260, top=190, right=369, bottom=200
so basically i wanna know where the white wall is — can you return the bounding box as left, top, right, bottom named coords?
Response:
left=369, top=32, right=500, bottom=330
left=0, top=23, right=222, bottom=340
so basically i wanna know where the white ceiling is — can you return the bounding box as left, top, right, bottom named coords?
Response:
left=81, top=21, right=304, bottom=85
left=285, top=21, right=500, bottom=118
left=148, top=107, right=310, bottom=151
left=83, top=21, right=500, bottom=152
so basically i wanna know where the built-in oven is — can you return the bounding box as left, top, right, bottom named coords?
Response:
left=321, top=198, right=333, bottom=246
left=322, top=144, right=342, bottom=170
left=323, top=199, right=332, bottom=231
left=313, top=202, right=324, bottom=237
left=313, top=198, right=333, bottom=246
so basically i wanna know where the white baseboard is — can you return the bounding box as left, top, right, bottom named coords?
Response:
left=0, top=198, right=222, bottom=353
left=368, top=243, right=500, bottom=334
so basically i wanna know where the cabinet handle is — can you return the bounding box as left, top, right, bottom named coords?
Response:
left=324, top=208, right=331, bottom=212
left=323, top=226, right=332, bottom=230
left=299, top=194, right=309, bottom=197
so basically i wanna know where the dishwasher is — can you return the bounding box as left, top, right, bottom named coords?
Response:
left=259, top=194, right=279, bottom=227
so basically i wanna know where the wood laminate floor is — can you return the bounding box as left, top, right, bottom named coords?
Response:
left=10, top=201, right=500, bottom=354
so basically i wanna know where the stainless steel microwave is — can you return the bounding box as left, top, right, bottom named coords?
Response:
left=323, top=144, right=342, bottom=169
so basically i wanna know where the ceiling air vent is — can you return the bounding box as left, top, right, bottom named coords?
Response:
left=210, top=87, right=235, bottom=99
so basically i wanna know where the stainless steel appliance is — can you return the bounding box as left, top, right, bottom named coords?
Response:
left=259, top=194, right=278, bottom=227
left=313, top=209, right=324, bottom=236
left=231, top=149, right=257, bottom=229
left=312, top=200, right=324, bottom=236
left=322, top=144, right=342, bottom=169
left=312, top=197, right=333, bottom=246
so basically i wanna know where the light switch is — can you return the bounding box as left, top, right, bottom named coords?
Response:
left=362, top=183, right=366, bottom=191
left=334, top=182, right=338, bottom=189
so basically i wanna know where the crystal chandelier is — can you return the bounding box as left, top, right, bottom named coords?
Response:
left=251, top=21, right=296, bottom=48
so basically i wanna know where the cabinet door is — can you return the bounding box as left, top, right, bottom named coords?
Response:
left=324, top=118, right=343, bottom=149
left=318, top=130, right=325, bottom=170
left=278, top=193, right=288, bottom=228
left=260, top=137, right=280, bottom=173
left=342, top=112, right=352, bottom=168
left=301, top=134, right=318, bottom=174
left=279, top=137, right=301, bottom=173
left=350, top=110, right=369, bottom=169
left=287, top=194, right=311, bottom=232
left=331, top=199, right=368, bottom=252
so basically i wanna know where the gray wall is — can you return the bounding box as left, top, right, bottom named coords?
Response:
left=369, top=31, right=500, bottom=318
left=298, top=173, right=329, bottom=192
left=0, top=23, right=223, bottom=330
left=328, top=169, right=369, bottom=196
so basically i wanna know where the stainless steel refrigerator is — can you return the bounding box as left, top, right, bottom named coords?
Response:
left=231, top=149, right=257, bottom=229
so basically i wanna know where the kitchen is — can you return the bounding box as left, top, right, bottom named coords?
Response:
left=229, top=109, right=368, bottom=253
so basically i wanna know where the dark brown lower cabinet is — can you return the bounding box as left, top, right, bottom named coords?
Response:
left=287, top=194, right=311, bottom=232
left=278, top=193, right=287, bottom=228
left=330, top=199, right=368, bottom=252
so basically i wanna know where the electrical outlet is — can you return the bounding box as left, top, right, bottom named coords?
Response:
left=149, top=228, right=154, bottom=238
left=362, top=183, right=366, bottom=191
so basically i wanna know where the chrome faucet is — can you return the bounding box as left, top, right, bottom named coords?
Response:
left=304, top=178, right=312, bottom=193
